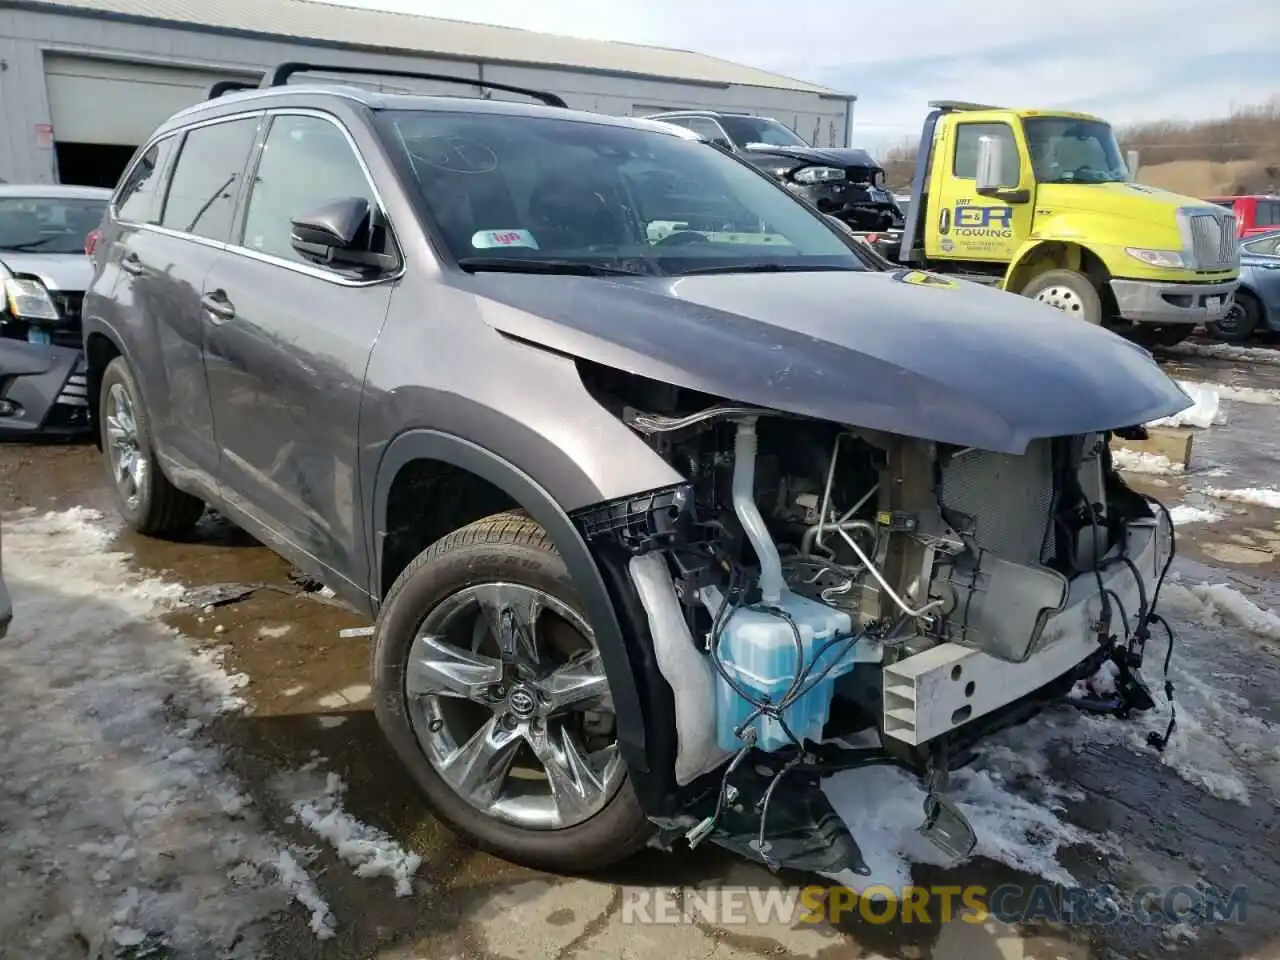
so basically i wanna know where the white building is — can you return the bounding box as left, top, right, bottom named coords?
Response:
left=0, top=0, right=855, bottom=186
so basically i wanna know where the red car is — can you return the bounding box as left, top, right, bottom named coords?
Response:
left=1208, top=195, right=1280, bottom=238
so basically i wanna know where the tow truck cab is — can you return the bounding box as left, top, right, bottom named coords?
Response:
left=893, top=101, right=1240, bottom=343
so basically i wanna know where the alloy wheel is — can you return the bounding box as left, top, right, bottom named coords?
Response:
left=105, top=382, right=147, bottom=510
left=406, top=582, right=624, bottom=830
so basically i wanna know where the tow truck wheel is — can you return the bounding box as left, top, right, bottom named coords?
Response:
left=1020, top=270, right=1103, bottom=325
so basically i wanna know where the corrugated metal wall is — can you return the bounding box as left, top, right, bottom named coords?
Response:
left=0, top=5, right=852, bottom=184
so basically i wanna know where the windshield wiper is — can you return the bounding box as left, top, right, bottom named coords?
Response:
left=456, top=257, right=649, bottom=277
left=676, top=261, right=855, bottom=276
left=1, top=237, right=57, bottom=252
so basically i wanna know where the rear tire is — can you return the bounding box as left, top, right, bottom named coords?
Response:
left=371, top=512, right=653, bottom=873
left=98, top=357, right=205, bottom=537
left=1205, top=292, right=1260, bottom=343
left=1020, top=269, right=1103, bottom=324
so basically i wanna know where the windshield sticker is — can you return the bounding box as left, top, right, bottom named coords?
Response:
left=471, top=229, right=540, bottom=250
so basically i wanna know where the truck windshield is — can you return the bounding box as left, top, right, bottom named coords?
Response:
left=378, top=110, right=867, bottom=276
left=717, top=116, right=809, bottom=149
left=1022, top=118, right=1129, bottom=184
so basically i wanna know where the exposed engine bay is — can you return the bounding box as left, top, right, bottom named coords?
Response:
left=573, top=366, right=1178, bottom=876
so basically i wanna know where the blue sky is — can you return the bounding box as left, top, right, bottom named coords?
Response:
left=335, top=0, right=1280, bottom=154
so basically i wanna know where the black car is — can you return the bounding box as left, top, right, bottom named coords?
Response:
left=647, top=110, right=903, bottom=231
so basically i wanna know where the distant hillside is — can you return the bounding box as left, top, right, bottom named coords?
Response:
left=877, top=98, right=1280, bottom=197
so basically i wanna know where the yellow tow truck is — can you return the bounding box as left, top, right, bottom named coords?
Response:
left=868, top=102, right=1240, bottom=346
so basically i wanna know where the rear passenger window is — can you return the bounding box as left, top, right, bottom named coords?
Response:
left=160, top=117, right=259, bottom=242
left=239, top=114, right=378, bottom=267
left=1260, top=201, right=1280, bottom=227
left=115, top=137, right=175, bottom=224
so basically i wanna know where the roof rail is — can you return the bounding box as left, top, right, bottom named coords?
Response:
left=928, top=100, right=1002, bottom=113
left=262, top=62, right=568, bottom=108
left=205, top=78, right=263, bottom=99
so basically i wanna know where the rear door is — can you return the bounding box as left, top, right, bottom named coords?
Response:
left=201, top=109, right=398, bottom=592
left=99, top=113, right=261, bottom=489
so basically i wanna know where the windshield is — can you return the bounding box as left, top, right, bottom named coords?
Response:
left=378, top=111, right=864, bottom=276
left=1022, top=118, right=1129, bottom=184
left=717, top=115, right=809, bottom=149
left=0, top=196, right=106, bottom=253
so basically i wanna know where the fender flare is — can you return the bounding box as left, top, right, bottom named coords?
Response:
left=370, top=429, right=649, bottom=775
left=1002, top=238, right=1107, bottom=292
left=81, top=316, right=147, bottom=436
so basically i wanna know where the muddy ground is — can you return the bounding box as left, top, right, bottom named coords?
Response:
left=2, top=338, right=1280, bottom=960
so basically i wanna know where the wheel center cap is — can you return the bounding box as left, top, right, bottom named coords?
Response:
left=506, top=685, right=537, bottom=719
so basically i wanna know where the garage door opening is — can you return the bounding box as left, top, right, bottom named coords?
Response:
left=54, top=142, right=137, bottom=188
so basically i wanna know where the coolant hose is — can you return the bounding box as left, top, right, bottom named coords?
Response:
left=733, top=417, right=784, bottom=605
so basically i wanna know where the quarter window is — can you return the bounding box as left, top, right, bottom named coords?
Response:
left=953, top=122, right=1019, bottom=187
left=239, top=114, right=378, bottom=266
left=115, top=137, right=175, bottom=224
left=1243, top=234, right=1280, bottom=257
left=160, top=117, right=260, bottom=242
left=683, top=117, right=732, bottom=145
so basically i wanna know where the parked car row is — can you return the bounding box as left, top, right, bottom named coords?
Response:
left=56, top=61, right=1190, bottom=879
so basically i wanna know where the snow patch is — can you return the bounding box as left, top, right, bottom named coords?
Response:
left=1167, top=342, right=1280, bottom=366
left=1180, top=380, right=1280, bottom=407
left=281, top=770, right=423, bottom=897
left=823, top=760, right=1108, bottom=893
left=1174, top=581, right=1280, bottom=643
left=1147, top=380, right=1220, bottom=429
left=0, top=508, right=334, bottom=955
left=1167, top=504, right=1223, bottom=526
left=1204, top=486, right=1280, bottom=510
left=1111, top=448, right=1185, bottom=476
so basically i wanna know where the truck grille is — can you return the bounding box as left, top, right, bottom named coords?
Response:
left=1188, top=212, right=1236, bottom=269
left=939, top=440, right=1056, bottom=566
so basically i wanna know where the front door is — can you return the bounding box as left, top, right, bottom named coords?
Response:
left=928, top=117, right=1034, bottom=264
left=202, top=110, right=398, bottom=592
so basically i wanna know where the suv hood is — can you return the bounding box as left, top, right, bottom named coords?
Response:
left=743, top=145, right=881, bottom=174
left=0, top=251, right=93, bottom=292
left=467, top=268, right=1190, bottom=454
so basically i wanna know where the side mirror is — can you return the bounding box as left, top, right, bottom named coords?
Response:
left=1126, top=148, right=1141, bottom=181
left=290, top=196, right=396, bottom=271
left=975, top=136, right=1005, bottom=193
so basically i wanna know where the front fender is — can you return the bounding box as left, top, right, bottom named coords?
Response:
left=1002, top=236, right=1109, bottom=290
left=369, top=428, right=657, bottom=792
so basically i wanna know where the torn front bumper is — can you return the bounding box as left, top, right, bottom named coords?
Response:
left=882, top=518, right=1167, bottom=746
left=0, top=339, right=91, bottom=438
left=1110, top=277, right=1238, bottom=326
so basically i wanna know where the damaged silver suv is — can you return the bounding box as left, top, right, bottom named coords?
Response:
left=84, top=63, right=1191, bottom=877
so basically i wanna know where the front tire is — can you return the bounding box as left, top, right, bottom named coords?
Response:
left=1205, top=292, right=1260, bottom=343
left=371, top=512, right=652, bottom=873
left=1020, top=269, right=1103, bottom=324
left=98, top=357, right=205, bottom=537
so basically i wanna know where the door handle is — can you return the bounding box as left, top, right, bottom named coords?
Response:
left=201, top=290, right=236, bottom=323
left=120, top=253, right=143, bottom=276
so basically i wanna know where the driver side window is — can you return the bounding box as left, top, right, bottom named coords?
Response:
left=239, top=113, right=378, bottom=268
left=953, top=123, right=1019, bottom=187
